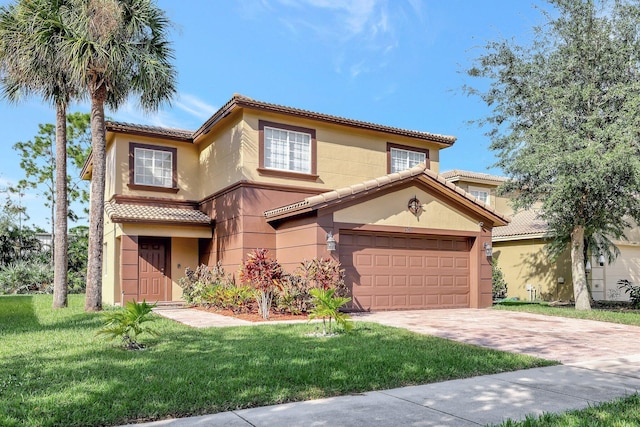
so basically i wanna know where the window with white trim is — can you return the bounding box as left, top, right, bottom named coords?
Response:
left=470, top=189, right=489, bottom=205
left=390, top=147, right=427, bottom=173
left=134, top=147, right=173, bottom=188
left=264, top=126, right=311, bottom=174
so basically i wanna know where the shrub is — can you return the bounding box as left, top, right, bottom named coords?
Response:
left=308, top=288, right=353, bottom=335
left=295, top=257, right=348, bottom=296
left=179, top=263, right=227, bottom=304
left=274, top=274, right=309, bottom=315
left=0, top=261, right=53, bottom=295
left=240, top=249, right=283, bottom=319
left=618, top=279, right=640, bottom=308
left=492, top=259, right=508, bottom=300
left=96, top=300, right=158, bottom=350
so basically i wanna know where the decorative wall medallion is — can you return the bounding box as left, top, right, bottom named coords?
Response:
left=408, top=196, right=422, bottom=219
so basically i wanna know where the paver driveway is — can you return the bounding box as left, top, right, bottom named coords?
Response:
left=354, top=308, right=640, bottom=364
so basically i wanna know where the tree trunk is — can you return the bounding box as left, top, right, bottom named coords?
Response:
left=53, top=102, right=68, bottom=308
left=85, top=84, right=107, bottom=312
left=571, top=225, right=591, bottom=310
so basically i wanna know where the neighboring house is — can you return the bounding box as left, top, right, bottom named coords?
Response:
left=82, top=94, right=508, bottom=310
left=442, top=169, right=637, bottom=302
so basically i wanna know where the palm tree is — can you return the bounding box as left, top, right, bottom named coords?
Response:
left=59, top=0, right=176, bottom=311
left=0, top=0, right=79, bottom=309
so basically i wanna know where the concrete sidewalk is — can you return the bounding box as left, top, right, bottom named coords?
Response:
left=136, top=308, right=640, bottom=426
left=122, top=358, right=640, bottom=426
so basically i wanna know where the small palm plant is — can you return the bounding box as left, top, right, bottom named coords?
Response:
left=308, top=288, right=353, bottom=335
left=97, top=300, right=158, bottom=350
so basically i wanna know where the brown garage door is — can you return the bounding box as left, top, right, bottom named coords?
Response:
left=340, top=232, right=470, bottom=311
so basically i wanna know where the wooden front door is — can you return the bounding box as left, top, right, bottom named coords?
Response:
left=138, top=239, right=167, bottom=302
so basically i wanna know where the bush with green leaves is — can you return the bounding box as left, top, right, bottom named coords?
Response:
left=492, top=259, right=508, bottom=300
left=96, top=300, right=158, bottom=350
left=618, top=279, right=640, bottom=309
left=308, top=288, right=353, bottom=335
left=0, top=260, right=53, bottom=295
left=178, top=263, right=228, bottom=304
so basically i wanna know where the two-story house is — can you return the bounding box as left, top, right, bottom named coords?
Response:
left=84, top=94, right=508, bottom=311
left=443, top=170, right=639, bottom=302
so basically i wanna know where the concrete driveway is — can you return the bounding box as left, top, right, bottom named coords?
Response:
left=354, top=308, right=640, bottom=364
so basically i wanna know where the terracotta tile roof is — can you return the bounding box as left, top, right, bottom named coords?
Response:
left=493, top=210, right=549, bottom=240
left=106, top=121, right=194, bottom=141
left=264, top=164, right=510, bottom=226
left=105, top=201, right=211, bottom=225
left=441, top=169, right=508, bottom=183
left=194, top=94, right=457, bottom=146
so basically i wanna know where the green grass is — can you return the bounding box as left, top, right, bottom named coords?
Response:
left=494, top=394, right=640, bottom=426
left=0, top=295, right=555, bottom=426
left=493, top=302, right=640, bottom=327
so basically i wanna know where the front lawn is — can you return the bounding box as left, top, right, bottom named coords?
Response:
left=494, top=394, right=640, bottom=426
left=0, top=295, right=554, bottom=426
left=493, top=302, right=640, bottom=326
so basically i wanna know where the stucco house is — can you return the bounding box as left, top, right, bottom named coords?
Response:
left=442, top=169, right=639, bottom=302
left=83, top=94, right=509, bottom=310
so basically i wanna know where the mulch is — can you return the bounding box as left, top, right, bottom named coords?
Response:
left=194, top=305, right=309, bottom=322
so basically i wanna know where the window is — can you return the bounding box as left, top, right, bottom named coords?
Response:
left=470, top=190, right=489, bottom=205
left=129, top=143, right=177, bottom=192
left=264, top=126, right=311, bottom=173
left=387, top=143, right=429, bottom=173
left=258, top=120, right=317, bottom=179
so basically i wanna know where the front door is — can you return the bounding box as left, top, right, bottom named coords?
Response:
left=138, top=239, right=167, bottom=302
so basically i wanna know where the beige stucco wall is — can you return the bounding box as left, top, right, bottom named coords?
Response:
left=334, top=186, right=480, bottom=232
left=106, top=134, right=200, bottom=201
left=102, top=214, right=120, bottom=305
left=239, top=111, right=444, bottom=190
left=493, top=238, right=573, bottom=301
left=196, top=115, right=245, bottom=199
left=170, top=237, right=199, bottom=301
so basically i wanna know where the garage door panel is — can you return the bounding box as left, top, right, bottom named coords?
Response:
left=409, top=256, right=424, bottom=267
left=375, top=254, right=390, bottom=267
left=393, top=276, right=407, bottom=286
left=344, top=232, right=471, bottom=311
left=392, top=255, right=407, bottom=267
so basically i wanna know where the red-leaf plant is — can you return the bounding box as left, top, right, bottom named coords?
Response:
left=297, top=258, right=346, bottom=293
left=239, top=249, right=283, bottom=319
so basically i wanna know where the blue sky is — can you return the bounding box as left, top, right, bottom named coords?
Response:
left=0, top=0, right=548, bottom=228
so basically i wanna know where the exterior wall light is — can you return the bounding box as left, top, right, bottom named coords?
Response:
left=483, top=242, right=493, bottom=257
left=585, top=260, right=592, bottom=273
left=598, top=254, right=605, bottom=266
left=326, top=231, right=336, bottom=252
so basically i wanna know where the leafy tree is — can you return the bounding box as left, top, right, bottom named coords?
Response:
left=465, top=0, right=640, bottom=310
left=12, top=113, right=91, bottom=262
left=56, top=0, right=177, bottom=312
left=0, top=0, right=81, bottom=308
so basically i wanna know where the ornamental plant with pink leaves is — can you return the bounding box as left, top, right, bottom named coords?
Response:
left=240, top=249, right=283, bottom=319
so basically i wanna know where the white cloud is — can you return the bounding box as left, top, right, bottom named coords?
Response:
left=174, top=94, right=218, bottom=120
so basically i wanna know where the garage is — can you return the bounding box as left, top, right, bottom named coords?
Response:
left=340, top=231, right=471, bottom=311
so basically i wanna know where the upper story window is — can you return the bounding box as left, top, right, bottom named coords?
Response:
left=259, top=120, right=318, bottom=180
left=470, top=189, right=489, bottom=205
left=129, top=143, right=178, bottom=193
left=264, top=127, right=311, bottom=173
left=387, top=143, right=429, bottom=173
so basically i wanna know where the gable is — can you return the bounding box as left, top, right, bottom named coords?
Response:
left=334, top=185, right=481, bottom=232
